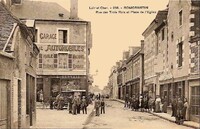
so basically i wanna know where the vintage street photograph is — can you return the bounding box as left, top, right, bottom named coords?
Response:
left=0, top=0, right=199, bottom=129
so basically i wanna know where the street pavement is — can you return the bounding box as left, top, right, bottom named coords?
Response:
left=35, top=104, right=94, bottom=129
left=83, top=100, right=194, bottom=129
left=35, top=100, right=196, bottom=129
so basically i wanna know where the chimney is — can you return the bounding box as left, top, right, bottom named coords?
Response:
left=70, top=0, right=78, bottom=19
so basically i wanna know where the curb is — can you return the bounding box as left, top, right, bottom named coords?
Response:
left=148, top=112, right=199, bottom=129
left=112, top=99, right=199, bottom=129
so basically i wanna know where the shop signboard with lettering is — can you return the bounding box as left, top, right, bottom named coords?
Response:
left=37, top=44, right=86, bottom=71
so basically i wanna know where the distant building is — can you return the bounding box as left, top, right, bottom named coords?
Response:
left=124, top=42, right=144, bottom=98
left=109, top=66, right=118, bottom=99
left=10, top=0, right=92, bottom=100
left=0, top=2, right=39, bottom=128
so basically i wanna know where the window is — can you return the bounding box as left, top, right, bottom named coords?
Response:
left=38, top=54, right=43, bottom=68
left=179, top=10, right=183, bottom=26
left=58, top=53, right=68, bottom=69
left=68, top=54, right=73, bottom=69
left=58, top=29, right=68, bottom=44
left=178, top=42, right=183, bottom=67
left=162, top=28, right=165, bottom=41
left=191, top=86, right=200, bottom=116
left=58, top=53, right=73, bottom=69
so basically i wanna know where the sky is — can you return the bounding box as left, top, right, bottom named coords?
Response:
left=35, top=0, right=169, bottom=89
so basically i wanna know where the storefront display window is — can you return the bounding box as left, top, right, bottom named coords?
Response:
left=191, top=86, right=200, bottom=116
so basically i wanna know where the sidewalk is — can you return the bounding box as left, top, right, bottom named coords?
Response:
left=112, top=99, right=200, bottom=129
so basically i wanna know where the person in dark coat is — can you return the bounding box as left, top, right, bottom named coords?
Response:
left=135, top=96, right=139, bottom=111
left=162, top=97, right=168, bottom=113
left=76, top=95, right=81, bottom=114
left=100, top=98, right=105, bottom=114
left=124, top=94, right=129, bottom=108
left=171, top=96, right=177, bottom=117
left=175, top=98, right=184, bottom=125
left=72, top=96, right=78, bottom=115
left=81, top=96, right=88, bottom=114
left=49, top=96, right=54, bottom=110
left=68, top=95, right=73, bottom=114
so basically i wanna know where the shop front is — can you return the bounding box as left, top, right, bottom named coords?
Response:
left=160, top=80, right=187, bottom=115
left=189, top=79, right=200, bottom=123
left=37, top=75, right=87, bottom=101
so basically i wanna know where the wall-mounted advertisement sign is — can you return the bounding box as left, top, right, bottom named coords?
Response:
left=37, top=44, right=86, bottom=71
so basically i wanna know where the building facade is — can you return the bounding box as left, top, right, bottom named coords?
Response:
left=10, top=0, right=92, bottom=100
left=188, top=0, right=200, bottom=123
left=142, top=10, right=168, bottom=99
left=0, top=2, right=39, bottom=128
left=125, top=46, right=143, bottom=98
left=108, top=66, right=118, bottom=99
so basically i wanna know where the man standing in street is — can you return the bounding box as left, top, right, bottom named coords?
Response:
left=72, top=96, right=78, bottom=115
left=124, top=94, right=129, bottom=108
left=100, top=98, right=105, bottom=114
left=94, top=97, right=100, bottom=116
left=81, top=96, right=88, bottom=114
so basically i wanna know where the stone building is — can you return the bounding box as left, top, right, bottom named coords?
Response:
left=0, top=2, right=39, bottom=128
left=108, top=65, right=118, bottom=99
left=188, top=0, right=200, bottom=122
left=142, top=10, right=168, bottom=99
left=124, top=46, right=143, bottom=98
left=10, top=0, right=92, bottom=100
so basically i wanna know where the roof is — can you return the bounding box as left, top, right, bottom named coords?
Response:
left=10, top=0, right=83, bottom=21
left=142, top=9, right=168, bottom=36
left=0, top=2, right=18, bottom=50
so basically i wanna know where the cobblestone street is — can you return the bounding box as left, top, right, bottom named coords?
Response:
left=35, top=100, right=195, bottom=129
left=83, top=100, right=194, bottom=129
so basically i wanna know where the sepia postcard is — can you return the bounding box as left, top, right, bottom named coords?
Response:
left=0, top=0, right=199, bottom=129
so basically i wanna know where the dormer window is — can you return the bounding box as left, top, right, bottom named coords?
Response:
left=12, top=0, right=22, bottom=4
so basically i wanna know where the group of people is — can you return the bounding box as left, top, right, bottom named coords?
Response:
left=68, top=95, right=91, bottom=115
left=124, top=94, right=153, bottom=112
left=124, top=93, right=189, bottom=125
left=172, top=97, right=189, bottom=125
left=94, top=95, right=106, bottom=116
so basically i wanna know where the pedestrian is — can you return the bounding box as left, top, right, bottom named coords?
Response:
left=72, top=96, right=78, bottom=115
left=124, top=94, right=129, bottom=108
left=175, top=97, right=184, bottom=125
left=59, top=94, right=64, bottom=110
left=68, top=95, right=73, bottom=114
left=155, top=95, right=161, bottom=113
left=144, top=95, right=149, bottom=112
left=76, top=95, right=81, bottom=114
left=182, top=98, right=189, bottom=121
left=171, top=96, right=177, bottom=117
left=100, top=98, right=105, bottom=114
left=148, top=96, right=153, bottom=112
left=50, top=96, right=54, bottom=110
left=94, top=96, right=100, bottom=116
left=162, top=96, right=167, bottom=113
left=135, top=96, right=139, bottom=111
left=139, top=94, right=144, bottom=112
left=81, top=96, right=88, bottom=114
left=39, top=89, right=44, bottom=108
left=131, top=95, right=135, bottom=111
